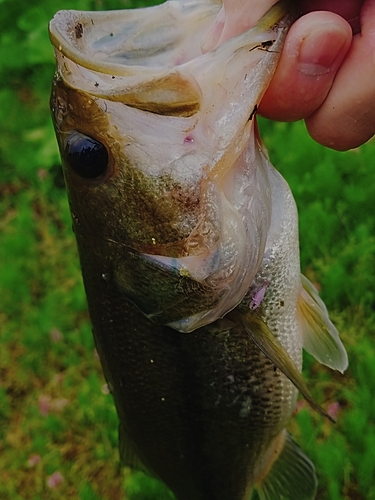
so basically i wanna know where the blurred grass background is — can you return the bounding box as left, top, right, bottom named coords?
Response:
left=1, top=0, right=374, bottom=498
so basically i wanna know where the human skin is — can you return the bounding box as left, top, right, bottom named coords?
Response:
left=260, top=0, right=375, bottom=151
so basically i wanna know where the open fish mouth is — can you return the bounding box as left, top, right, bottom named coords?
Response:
left=50, top=1, right=292, bottom=333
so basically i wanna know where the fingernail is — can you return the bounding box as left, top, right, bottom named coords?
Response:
left=298, top=27, right=347, bottom=76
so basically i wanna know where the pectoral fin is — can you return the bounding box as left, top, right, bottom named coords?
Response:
left=298, top=274, right=348, bottom=373
left=236, top=309, right=334, bottom=422
left=255, top=431, right=317, bottom=500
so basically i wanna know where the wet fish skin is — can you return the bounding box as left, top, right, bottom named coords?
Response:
left=49, top=1, right=348, bottom=499
left=51, top=80, right=294, bottom=500
left=90, top=282, right=290, bottom=500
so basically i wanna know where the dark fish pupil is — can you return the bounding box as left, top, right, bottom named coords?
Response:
left=65, top=134, right=108, bottom=179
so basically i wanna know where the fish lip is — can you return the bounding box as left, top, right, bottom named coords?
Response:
left=49, top=0, right=293, bottom=76
left=48, top=2, right=220, bottom=77
left=48, top=9, right=161, bottom=78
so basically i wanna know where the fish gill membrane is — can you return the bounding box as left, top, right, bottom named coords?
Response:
left=49, top=1, right=348, bottom=499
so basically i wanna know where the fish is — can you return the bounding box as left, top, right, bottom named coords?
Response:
left=49, top=1, right=348, bottom=499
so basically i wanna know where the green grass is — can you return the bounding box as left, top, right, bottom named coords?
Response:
left=1, top=0, right=375, bottom=499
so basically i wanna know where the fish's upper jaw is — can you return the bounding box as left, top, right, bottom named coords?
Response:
left=49, top=0, right=290, bottom=124
left=49, top=1, right=219, bottom=118
left=48, top=2, right=221, bottom=76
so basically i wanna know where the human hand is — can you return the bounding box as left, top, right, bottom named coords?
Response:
left=259, top=0, right=374, bottom=151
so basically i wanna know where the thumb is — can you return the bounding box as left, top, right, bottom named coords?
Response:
left=259, top=11, right=352, bottom=122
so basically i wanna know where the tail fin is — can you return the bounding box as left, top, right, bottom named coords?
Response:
left=256, top=431, right=317, bottom=500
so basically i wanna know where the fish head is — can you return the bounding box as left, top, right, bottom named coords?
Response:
left=50, top=0, right=291, bottom=332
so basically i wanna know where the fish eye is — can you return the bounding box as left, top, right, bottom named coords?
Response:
left=64, top=133, right=109, bottom=179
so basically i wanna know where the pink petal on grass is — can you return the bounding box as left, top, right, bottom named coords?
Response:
left=293, top=399, right=307, bottom=415
left=39, top=395, right=68, bottom=415
left=37, top=169, right=48, bottom=180
left=46, top=471, right=64, bottom=489
left=327, top=401, right=341, bottom=420
left=38, top=395, right=51, bottom=416
left=27, top=454, right=41, bottom=467
left=51, top=398, right=69, bottom=412
left=49, top=328, right=63, bottom=342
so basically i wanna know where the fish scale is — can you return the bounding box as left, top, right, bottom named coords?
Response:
left=91, top=280, right=287, bottom=500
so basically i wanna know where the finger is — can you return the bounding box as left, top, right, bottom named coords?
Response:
left=305, top=0, right=375, bottom=150
left=259, top=12, right=352, bottom=121
left=300, top=0, right=364, bottom=33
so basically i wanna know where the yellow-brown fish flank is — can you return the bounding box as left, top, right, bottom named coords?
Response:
left=51, top=80, right=204, bottom=250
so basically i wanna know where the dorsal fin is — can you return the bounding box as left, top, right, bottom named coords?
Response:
left=297, top=274, right=348, bottom=373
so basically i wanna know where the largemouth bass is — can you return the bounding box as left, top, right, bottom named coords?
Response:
left=49, top=1, right=348, bottom=499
